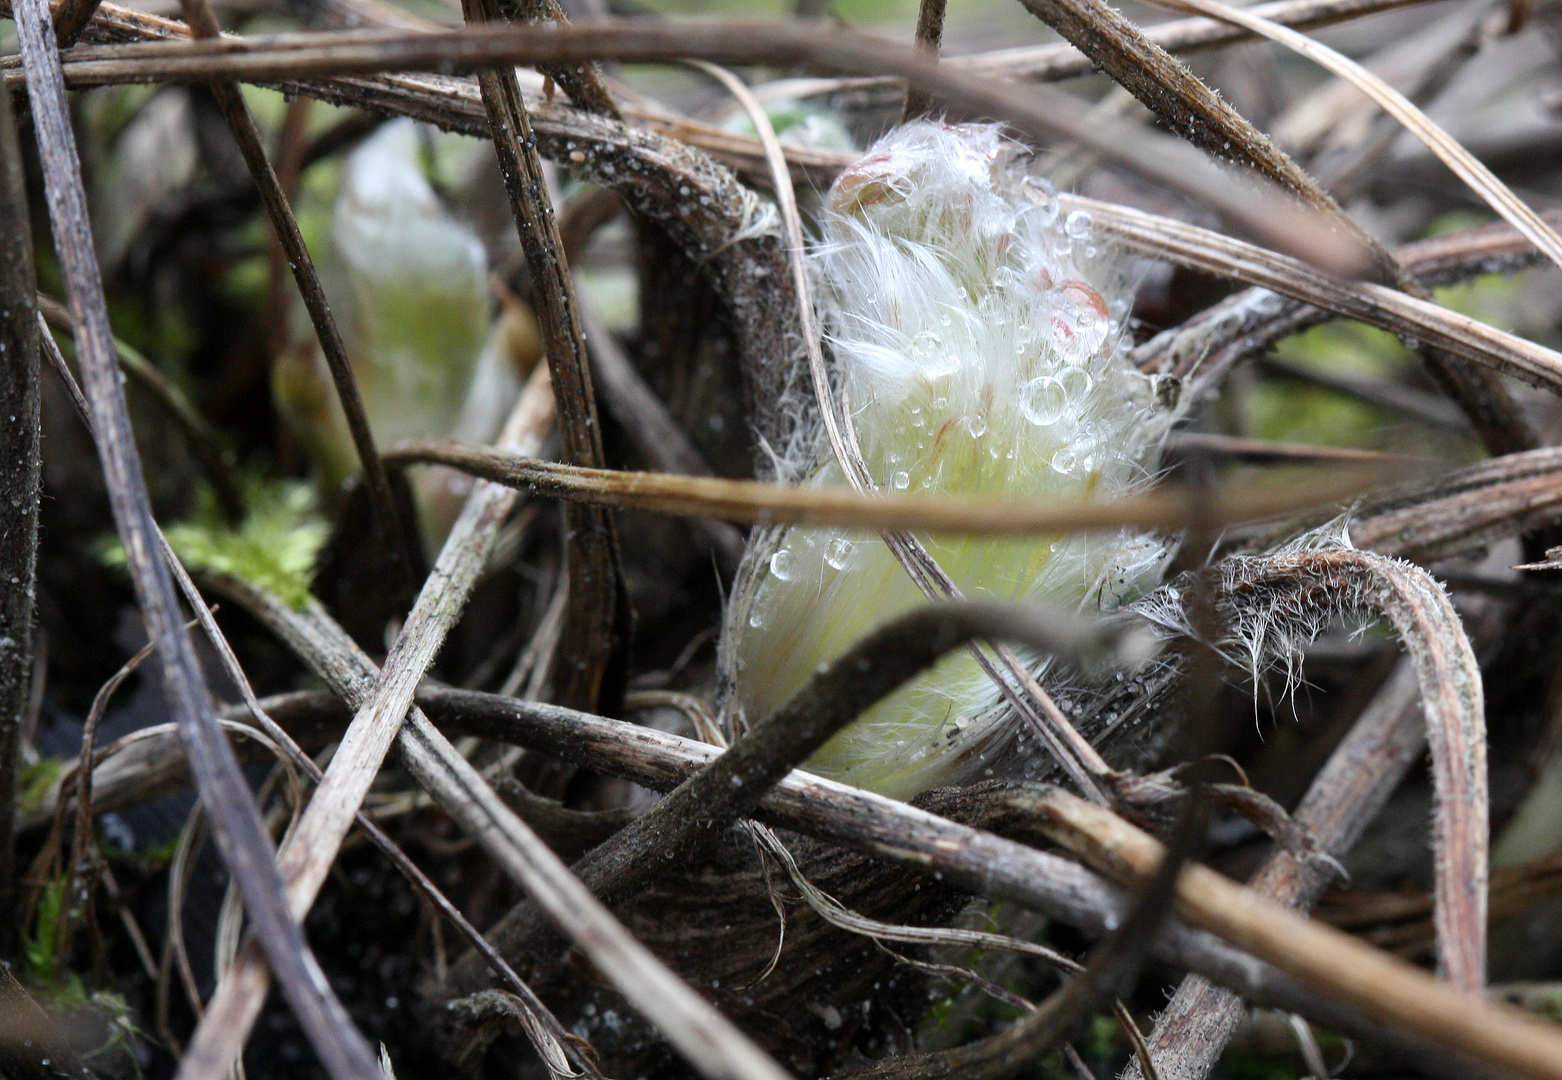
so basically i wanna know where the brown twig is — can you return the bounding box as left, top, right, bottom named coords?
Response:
left=463, top=0, right=627, bottom=713
left=901, top=0, right=944, bottom=119
left=384, top=437, right=1397, bottom=535
left=1073, top=194, right=1562, bottom=395
left=1136, top=206, right=1562, bottom=401
left=11, top=0, right=381, bottom=1075
left=14, top=19, right=1373, bottom=274
left=493, top=0, right=619, bottom=116
left=0, top=86, right=39, bottom=959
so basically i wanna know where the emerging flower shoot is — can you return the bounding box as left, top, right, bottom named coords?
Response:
left=273, top=118, right=540, bottom=552
left=724, top=122, right=1179, bottom=799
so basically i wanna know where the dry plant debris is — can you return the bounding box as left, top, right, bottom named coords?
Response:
left=5, top=0, right=1562, bottom=1077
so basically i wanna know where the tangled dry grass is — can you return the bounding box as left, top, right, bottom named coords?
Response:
left=4, top=0, right=1562, bottom=1076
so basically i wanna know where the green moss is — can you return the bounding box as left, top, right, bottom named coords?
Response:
left=25, top=876, right=65, bottom=984
left=18, top=758, right=66, bottom=820
left=100, top=477, right=328, bottom=610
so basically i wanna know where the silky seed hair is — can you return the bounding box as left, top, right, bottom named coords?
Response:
left=720, top=121, right=1184, bottom=800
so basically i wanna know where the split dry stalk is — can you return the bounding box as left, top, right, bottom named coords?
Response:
left=204, top=578, right=797, bottom=1080
left=179, top=367, right=556, bottom=1080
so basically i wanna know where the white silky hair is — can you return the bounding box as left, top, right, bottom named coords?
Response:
left=721, top=121, right=1184, bottom=799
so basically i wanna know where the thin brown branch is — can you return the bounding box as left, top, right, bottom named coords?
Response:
left=901, top=0, right=945, bottom=119
left=384, top=437, right=1398, bottom=535
left=1136, top=207, right=1562, bottom=400
left=1072, top=194, right=1562, bottom=395
left=0, top=86, right=39, bottom=958
left=11, top=0, right=381, bottom=1075
left=463, top=0, right=627, bottom=713
left=13, top=19, right=1375, bottom=274
left=494, top=0, right=618, bottom=115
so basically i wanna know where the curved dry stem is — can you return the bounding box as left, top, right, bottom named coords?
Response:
left=1215, top=547, right=1487, bottom=993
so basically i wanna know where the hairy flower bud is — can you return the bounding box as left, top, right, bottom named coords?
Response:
left=273, top=119, right=539, bottom=551
left=723, top=122, right=1180, bottom=799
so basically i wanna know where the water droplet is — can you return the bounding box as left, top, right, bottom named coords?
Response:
left=769, top=550, right=794, bottom=581
left=892, top=471, right=911, bottom=490
left=748, top=610, right=765, bottom=628
left=1060, top=366, right=1094, bottom=398
left=965, top=413, right=987, bottom=437
left=825, top=536, right=855, bottom=570
left=1020, top=376, right=1066, bottom=425
left=1051, top=446, right=1078, bottom=473
left=1065, top=209, right=1092, bottom=239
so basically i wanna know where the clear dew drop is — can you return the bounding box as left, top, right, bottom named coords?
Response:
left=1060, top=366, right=1094, bottom=398
left=892, top=471, right=911, bottom=490
left=769, top=550, right=794, bottom=581
left=1064, top=209, right=1092, bottom=239
left=1020, top=376, right=1067, bottom=426
left=1051, top=446, right=1078, bottom=474
left=825, top=536, right=855, bottom=570
left=965, top=413, right=987, bottom=437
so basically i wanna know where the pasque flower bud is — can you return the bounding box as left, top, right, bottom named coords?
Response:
left=724, top=122, right=1179, bottom=799
left=273, top=119, right=540, bottom=552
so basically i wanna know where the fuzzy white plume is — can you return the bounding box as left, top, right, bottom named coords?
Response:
left=723, top=122, right=1181, bottom=799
